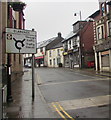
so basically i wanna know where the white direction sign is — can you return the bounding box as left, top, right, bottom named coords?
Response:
left=6, top=28, right=37, bottom=54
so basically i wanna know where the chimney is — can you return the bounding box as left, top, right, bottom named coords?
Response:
left=58, top=32, right=62, bottom=37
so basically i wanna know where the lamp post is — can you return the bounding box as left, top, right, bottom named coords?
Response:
left=74, top=11, right=82, bottom=68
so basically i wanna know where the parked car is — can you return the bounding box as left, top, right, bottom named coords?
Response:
left=25, top=63, right=32, bottom=68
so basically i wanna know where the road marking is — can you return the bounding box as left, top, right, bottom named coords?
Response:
left=51, top=102, right=68, bottom=120
left=56, top=102, right=75, bottom=120
left=40, top=78, right=109, bottom=86
left=50, top=95, right=110, bottom=111
left=36, top=74, right=42, bottom=85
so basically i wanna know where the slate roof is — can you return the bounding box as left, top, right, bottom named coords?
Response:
left=62, top=31, right=78, bottom=43
left=51, top=42, right=63, bottom=49
left=37, top=37, right=56, bottom=48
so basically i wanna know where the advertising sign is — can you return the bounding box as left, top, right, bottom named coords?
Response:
left=6, top=28, right=37, bottom=54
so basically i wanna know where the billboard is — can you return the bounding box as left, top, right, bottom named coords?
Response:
left=6, top=28, right=37, bottom=54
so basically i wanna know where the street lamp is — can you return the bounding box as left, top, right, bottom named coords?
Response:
left=74, top=11, right=82, bottom=68
left=74, top=11, right=82, bottom=21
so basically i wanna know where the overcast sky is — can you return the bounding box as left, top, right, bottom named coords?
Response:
left=23, top=0, right=99, bottom=42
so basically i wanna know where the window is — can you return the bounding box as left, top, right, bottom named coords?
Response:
left=57, top=58, right=61, bottom=65
left=49, top=51, right=51, bottom=57
left=69, top=40, right=71, bottom=49
left=97, top=27, right=101, bottom=40
left=57, top=49, right=60, bottom=56
left=40, top=47, right=43, bottom=52
left=101, top=3, right=105, bottom=16
left=64, top=42, right=68, bottom=52
left=106, top=4, right=109, bottom=14
left=53, top=58, right=55, bottom=66
left=50, top=59, right=52, bottom=65
left=101, top=26, right=104, bottom=39
left=108, top=21, right=111, bottom=36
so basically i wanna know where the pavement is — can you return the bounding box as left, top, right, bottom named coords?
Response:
left=4, top=68, right=58, bottom=119
left=3, top=67, right=111, bottom=119
left=70, top=68, right=111, bottom=78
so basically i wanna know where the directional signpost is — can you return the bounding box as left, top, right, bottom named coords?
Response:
left=5, top=28, right=37, bottom=101
left=6, top=28, right=37, bottom=53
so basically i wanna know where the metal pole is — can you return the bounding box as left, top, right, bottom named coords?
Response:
left=32, top=28, right=35, bottom=101
left=7, top=54, right=13, bottom=102
left=32, top=54, right=35, bottom=101
left=79, top=11, right=82, bottom=69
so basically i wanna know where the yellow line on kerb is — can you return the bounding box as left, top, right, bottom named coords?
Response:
left=56, top=102, right=75, bottom=120
left=52, top=102, right=75, bottom=120
left=51, top=103, right=67, bottom=120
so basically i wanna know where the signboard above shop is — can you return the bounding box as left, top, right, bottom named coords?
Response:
left=5, top=28, right=37, bottom=54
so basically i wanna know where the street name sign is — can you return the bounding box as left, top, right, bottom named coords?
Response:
left=6, top=28, right=37, bottom=54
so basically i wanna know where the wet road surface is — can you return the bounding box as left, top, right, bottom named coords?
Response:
left=36, top=68, right=110, bottom=119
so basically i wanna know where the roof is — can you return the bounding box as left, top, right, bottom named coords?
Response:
left=37, top=37, right=56, bottom=48
left=51, top=42, right=63, bottom=49
left=62, top=31, right=78, bottom=42
left=89, top=10, right=100, bottom=19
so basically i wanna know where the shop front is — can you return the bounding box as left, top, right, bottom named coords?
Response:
left=94, top=40, right=111, bottom=72
left=63, top=52, right=69, bottom=68
left=35, top=56, right=44, bottom=67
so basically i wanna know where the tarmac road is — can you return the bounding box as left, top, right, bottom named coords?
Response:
left=36, top=67, right=110, bottom=119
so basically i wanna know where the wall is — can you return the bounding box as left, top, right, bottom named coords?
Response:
left=35, top=47, right=45, bottom=57
left=47, top=47, right=64, bottom=67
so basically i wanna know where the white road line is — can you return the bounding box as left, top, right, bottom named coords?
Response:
left=40, top=78, right=109, bottom=86
left=50, top=95, right=110, bottom=111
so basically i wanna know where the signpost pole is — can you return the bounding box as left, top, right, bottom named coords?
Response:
left=32, top=53, right=35, bottom=101
left=32, top=28, right=35, bottom=101
left=7, top=53, right=13, bottom=102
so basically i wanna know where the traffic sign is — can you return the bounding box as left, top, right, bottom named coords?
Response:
left=5, top=28, right=37, bottom=54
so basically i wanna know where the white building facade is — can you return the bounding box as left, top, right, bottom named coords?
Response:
left=47, top=45, right=64, bottom=67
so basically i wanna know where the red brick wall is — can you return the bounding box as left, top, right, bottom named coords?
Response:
left=81, top=21, right=94, bottom=53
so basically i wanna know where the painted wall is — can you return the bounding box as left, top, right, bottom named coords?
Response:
left=47, top=47, right=64, bottom=67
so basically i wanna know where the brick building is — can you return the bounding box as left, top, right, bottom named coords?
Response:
left=62, top=21, right=95, bottom=69
left=90, top=0, right=111, bottom=72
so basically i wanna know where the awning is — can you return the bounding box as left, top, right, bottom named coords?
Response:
left=35, top=56, right=44, bottom=59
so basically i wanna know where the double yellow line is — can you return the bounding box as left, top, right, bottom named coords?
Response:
left=52, top=102, right=75, bottom=120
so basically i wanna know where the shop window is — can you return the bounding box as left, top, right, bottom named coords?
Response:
left=57, top=58, right=61, bottom=65
left=101, top=54, right=109, bottom=67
